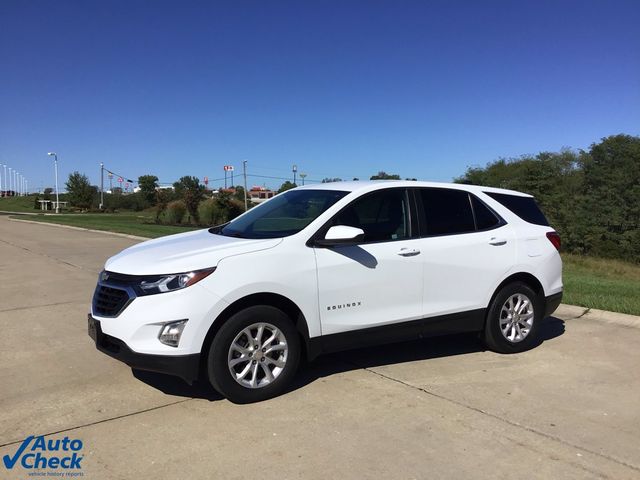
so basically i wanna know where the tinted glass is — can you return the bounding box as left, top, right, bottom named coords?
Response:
left=220, top=189, right=348, bottom=238
left=420, top=188, right=475, bottom=235
left=332, top=189, right=409, bottom=242
left=485, top=192, right=549, bottom=226
left=471, top=195, right=501, bottom=230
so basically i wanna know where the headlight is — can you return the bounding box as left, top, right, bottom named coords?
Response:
left=137, top=268, right=216, bottom=295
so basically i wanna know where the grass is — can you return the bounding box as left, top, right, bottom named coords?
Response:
left=10, top=212, right=198, bottom=238
left=562, top=253, right=640, bottom=316
left=0, top=194, right=43, bottom=213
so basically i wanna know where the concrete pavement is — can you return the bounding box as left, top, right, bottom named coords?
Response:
left=1, top=215, right=639, bottom=479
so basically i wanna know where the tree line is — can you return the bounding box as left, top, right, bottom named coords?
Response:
left=37, top=134, right=639, bottom=262
left=455, top=134, right=640, bottom=263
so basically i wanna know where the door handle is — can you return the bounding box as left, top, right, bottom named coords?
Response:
left=397, top=248, right=421, bottom=257
left=489, top=237, right=507, bottom=246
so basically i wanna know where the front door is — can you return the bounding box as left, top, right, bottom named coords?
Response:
left=314, top=188, right=424, bottom=335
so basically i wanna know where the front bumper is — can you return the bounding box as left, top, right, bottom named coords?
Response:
left=88, top=315, right=200, bottom=384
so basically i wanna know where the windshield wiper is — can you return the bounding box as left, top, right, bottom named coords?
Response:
left=220, top=230, right=247, bottom=238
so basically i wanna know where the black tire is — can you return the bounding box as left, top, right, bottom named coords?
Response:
left=207, top=305, right=300, bottom=403
left=484, top=282, right=544, bottom=354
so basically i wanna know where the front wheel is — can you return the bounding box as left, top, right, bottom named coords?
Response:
left=207, top=305, right=300, bottom=403
left=484, top=282, right=543, bottom=354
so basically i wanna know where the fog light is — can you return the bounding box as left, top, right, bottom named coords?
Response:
left=158, top=320, right=188, bottom=347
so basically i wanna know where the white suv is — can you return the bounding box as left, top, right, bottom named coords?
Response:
left=88, top=181, right=563, bottom=403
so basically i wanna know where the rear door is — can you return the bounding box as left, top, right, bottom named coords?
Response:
left=415, top=188, right=517, bottom=317
left=313, top=188, right=424, bottom=335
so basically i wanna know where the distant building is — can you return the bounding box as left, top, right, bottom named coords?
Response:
left=249, top=186, right=276, bottom=203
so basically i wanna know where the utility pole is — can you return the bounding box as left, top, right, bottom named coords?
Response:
left=300, top=173, right=307, bottom=185
left=243, top=160, right=248, bottom=211
left=292, top=164, right=298, bottom=185
left=100, top=163, right=104, bottom=209
left=25, top=180, right=28, bottom=195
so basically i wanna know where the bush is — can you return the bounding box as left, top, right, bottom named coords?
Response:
left=198, top=199, right=225, bottom=226
left=165, top=200, right=187, bottom=224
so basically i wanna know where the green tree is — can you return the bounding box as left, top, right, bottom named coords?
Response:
left=65, top=171, right=96, bottom=209
left=138, top=175, right=159, bottom=206
left=453, top=134, right=640, bottom=262
left=581, top=134, right=640, bottom=259
left=278, top=181, right=297, bottom=193
left=173, top=176, right=205, bottom=222
left=370, top=171, right=401, bottom=180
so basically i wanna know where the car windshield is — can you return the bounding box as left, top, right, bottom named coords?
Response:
left=215, top=189, right=349, bottom=239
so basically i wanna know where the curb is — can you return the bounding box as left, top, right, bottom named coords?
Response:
left=8, top=217, right=149, bottom=241
left=555, top=304, right=640, bottom=330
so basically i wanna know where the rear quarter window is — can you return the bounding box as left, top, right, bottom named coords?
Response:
left=485, top=192, right=549, bottom=226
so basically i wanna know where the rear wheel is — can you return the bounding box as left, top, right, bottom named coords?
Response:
left=484, top=282, right=543, bottom=353
left=207, top=305, right=300, bottom=403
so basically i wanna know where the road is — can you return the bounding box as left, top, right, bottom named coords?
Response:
left=1, top=215, right=639, bottom=480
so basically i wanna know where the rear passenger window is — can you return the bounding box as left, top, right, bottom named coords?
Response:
left=471, top=195, right=501, bottom=230
left=484, top=192, right=549, bottom=226
left=419, top=189, right=475, bottom=235
left=332, top=189, right=409, bottom=242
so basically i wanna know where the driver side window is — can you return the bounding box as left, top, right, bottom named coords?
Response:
left=332, top=189, right=409, bottom=242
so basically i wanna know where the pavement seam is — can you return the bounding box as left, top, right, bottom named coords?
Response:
left=357, top=365, right=640, bottom=474
left=0, top=301, right=80, bottom=314
left=577, top=307, right=591, bottom=318
left=0, top=399, right=194, bottom=448
left=0, top=237, right=91, bottom=272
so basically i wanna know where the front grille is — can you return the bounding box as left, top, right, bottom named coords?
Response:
left=92, top=285, right=131, bottom=317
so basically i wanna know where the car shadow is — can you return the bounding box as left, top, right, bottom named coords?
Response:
left=132, top=316, right=565, bottom=401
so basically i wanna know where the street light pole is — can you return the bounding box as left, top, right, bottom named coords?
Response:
left=300, top=173, right=307, bottom=185
left=100, top=163, right=104, bottom=209
left=48, top=152, right=60, bottom=213
left=2, top=164, right=6, bottom=197
left=8, top=167, right=12, bottom=196
left=243, top=160, right=248, bottom=211
left=292, top=164, right=298, bottom=185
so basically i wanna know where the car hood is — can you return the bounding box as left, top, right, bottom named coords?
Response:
left=105, top=228, right=282, bottom=275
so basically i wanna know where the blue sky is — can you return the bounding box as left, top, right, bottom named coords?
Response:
left=1, top=0, right=638, bottom=191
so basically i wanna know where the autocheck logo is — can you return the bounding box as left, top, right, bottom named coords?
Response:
left=3, top=435, right=84, bottom=473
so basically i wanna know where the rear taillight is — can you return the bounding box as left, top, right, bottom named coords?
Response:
left=546, top=231, right=561, bottom=251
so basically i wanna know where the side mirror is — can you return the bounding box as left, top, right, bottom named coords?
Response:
left=315, top=225, right=365, bottom=247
